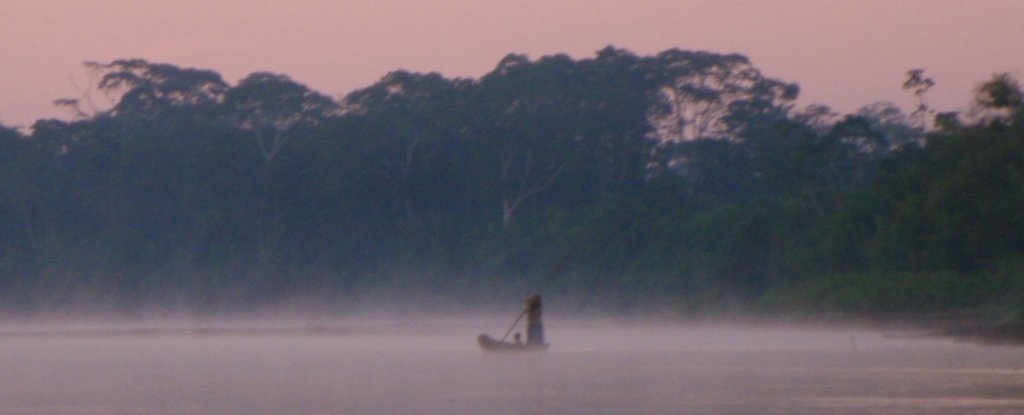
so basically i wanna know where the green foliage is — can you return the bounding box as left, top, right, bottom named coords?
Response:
left=785, top=260, right=1024, bottom=316
left=0, top=56, right=1021, bottom=319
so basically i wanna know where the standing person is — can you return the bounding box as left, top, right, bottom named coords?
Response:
left=525, top=294, right=544, bottom=346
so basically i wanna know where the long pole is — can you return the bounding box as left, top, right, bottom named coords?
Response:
left=500, top=309, right=528, bottom=342
left=498, top=245, right=576, bottom=342
left=535, top=245, right=576, bottom=293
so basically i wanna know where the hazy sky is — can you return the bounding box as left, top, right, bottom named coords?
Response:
left=1, top=0, right=1022, bottom=128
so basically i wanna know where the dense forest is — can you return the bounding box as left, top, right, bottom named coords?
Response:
left=1, top=47, right=1022, bottom=318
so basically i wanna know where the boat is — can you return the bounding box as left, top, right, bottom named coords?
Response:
left=477, top=334, right=548, bottom=352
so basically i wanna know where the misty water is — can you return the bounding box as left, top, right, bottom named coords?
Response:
left=1, top=318, right=1023, bottom=415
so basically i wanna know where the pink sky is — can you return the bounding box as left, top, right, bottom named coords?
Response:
left=1, top=0, right=1022, bottom=128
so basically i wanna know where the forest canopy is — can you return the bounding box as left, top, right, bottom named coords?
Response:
left=1, top=47, right=1022, bottom=317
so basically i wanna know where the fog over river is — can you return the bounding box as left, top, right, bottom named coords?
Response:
left=1, top=318, right=1022, bottom=415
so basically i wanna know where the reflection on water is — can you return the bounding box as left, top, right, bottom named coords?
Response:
left=0, top=319, right=1022, bottom=415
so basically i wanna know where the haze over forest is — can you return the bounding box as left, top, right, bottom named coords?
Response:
left=1, top=48, right=1023, bottom=318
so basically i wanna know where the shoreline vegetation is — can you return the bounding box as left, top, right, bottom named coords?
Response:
left=1, top=48, right=1023, bottom=335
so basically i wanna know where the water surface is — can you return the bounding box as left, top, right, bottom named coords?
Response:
left=1, top=320, right=1022, bottom=414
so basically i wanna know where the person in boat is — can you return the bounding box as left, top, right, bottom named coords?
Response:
left=525, top=294, right=544, bottom=346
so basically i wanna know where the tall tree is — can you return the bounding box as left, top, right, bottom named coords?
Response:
left=83, top=59, right=228, bottom=119
left=476, top=54, right=584, bottom=227
left=224, top=72, right=339, bottom=162
left=650, top=49, right=798, bottom=142
left=341, top=71, right=475, bottom=230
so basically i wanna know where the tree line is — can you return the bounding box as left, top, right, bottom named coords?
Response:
left=1, top=47, right=1022, bottom=317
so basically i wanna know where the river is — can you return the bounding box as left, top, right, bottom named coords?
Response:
left=0, top=319, right=1022, bottom=414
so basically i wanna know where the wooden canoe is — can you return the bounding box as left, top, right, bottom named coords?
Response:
left=477, top=334, right=548, bottom=352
